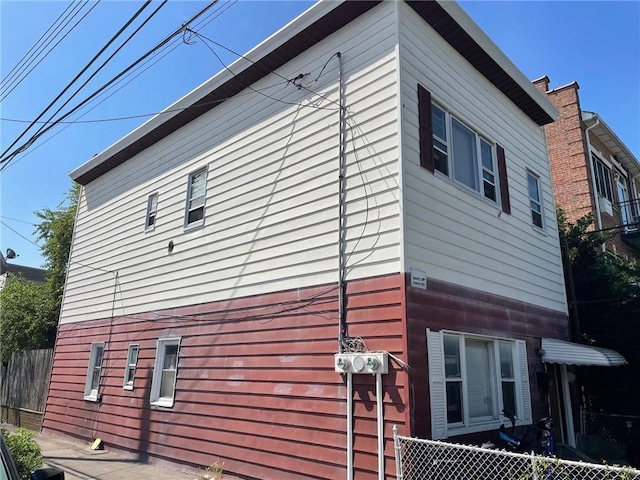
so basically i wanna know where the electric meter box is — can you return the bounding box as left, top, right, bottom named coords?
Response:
left=334, top=352, right=388, bottom=374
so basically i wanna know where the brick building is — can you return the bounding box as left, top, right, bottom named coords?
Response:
left=534, top=76, right=640, bottom=261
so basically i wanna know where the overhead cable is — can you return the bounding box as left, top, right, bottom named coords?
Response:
left=19, top=1, right=169, bottom=159
left=0, top=1, right=154, bottom=163
left=0, top=1, right=221, bottom=170
left=0, top=1, right=76, bottom=91
left=0, top=1, right=99, bottom=102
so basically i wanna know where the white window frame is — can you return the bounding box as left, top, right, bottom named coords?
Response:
left=145, top=193, right=159, bottom=231
left=123, top=344, right=140, bottom=390
left=150, top=337, right=181, bottom=408
left=427, top=329, right=532, bottom=439
left=184, top=167, right=207, bottom=229
left=431, top=103, right=499, bottom=203
left=83, top=342, right=105, bottom=401
left=527, top=170, right=544, bottom=230
left=592, top=154, right=613, bottom=202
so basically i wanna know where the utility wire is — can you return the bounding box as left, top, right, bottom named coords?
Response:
left=0, top=1, right=235, bottom=173
left=0, top=219, right=114, bottom=274
left=22, top=1, right=168, bottom=155
left=0, top=1, right=221, bottom=170
left=0, top=1, right=154, bottom=163
left=0, top=1, right=76, bottom=91
left=0, top=1, right=99, bottom=102
left=0, top=80, right=291, bottom=125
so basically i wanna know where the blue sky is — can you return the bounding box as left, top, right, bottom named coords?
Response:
left=1, top=1, right=638, bottom=269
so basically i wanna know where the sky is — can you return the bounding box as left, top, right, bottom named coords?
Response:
left=1, top=0, right=638, bottom=270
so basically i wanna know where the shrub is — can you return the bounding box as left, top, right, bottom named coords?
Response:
left=1, top=427, right=43, bottom=480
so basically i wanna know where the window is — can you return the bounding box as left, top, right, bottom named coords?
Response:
left=123, top=344, right=140, bottom=390
left=432, top=105, right=498, bottom=202
left=145, top=194, right=158, bottom=230
left=150, top=338, right=180, bottom=407
left=185, top=168, right=207, bottom=228
left=417, top=84, right=510, bottom=213
left=83, top=343, right=104, bottom=401
left=427, top=329, right=531, bottom=439
left=592, top=155, right=613, bottom=202
left=527, top=171, right=544, bottom=229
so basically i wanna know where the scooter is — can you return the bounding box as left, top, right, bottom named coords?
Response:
left=498, top=410, right=556, bottom=456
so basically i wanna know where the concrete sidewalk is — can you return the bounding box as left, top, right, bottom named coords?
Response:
left=36, top=431, right=197, bottom=480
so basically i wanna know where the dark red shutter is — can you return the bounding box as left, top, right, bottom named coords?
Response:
left=418, top=84, right=434, bottom=172
left=496, top=144, right=511, bottom=214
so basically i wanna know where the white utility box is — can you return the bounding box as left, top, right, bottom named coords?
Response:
left=334, top=352, right=388, bottom=374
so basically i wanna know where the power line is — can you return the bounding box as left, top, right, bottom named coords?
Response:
left=21, top=1, right=169, bottom=157
left=0, top=80, right=291, bottom=125
left=0, top=1, right=99, bottom=102
left=0, top=1, right=236, bottom=173
left=0, top=1, right=221, bottom=170
left=0, top=216, right=36, bottom=226
left=0, top=1, right=154, bottom=162
left=0, top=1, right=76, bottom=90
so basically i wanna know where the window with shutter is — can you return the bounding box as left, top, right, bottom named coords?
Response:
left=418, top=85, right=510, bottom=212
left=427, top=329, right=533, bottom=437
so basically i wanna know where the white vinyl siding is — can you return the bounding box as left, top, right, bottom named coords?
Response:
left=399, top=2, right=566, bottom=314
left=427, top=329, right=532, bottom=438
left=59, top=3, right=401, bottom=324
left=83, top=342, right=104, bottom=401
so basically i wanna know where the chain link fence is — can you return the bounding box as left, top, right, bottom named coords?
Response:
left=582, top=411, right=640, bottom=451
left=393, top=426, right=640, bottom=480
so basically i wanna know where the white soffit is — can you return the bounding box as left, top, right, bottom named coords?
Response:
left=541, top=338, right=627, bottom=367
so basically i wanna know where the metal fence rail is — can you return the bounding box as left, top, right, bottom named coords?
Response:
left=582, top=411, right=640, bottom=451
left=393, top=426, right=640, bottom=480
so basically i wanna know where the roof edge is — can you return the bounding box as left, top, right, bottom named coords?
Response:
left=70, top=0, right=347, bottom=182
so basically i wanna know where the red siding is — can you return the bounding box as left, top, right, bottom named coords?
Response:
left=44, top=274, right=408, bottom=480
left=405, top=274, right=569, bottom=439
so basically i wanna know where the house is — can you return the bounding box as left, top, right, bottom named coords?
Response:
left=0, top=250, right=46, bottom=291
left=42, top=1, right=606, bottom=478
left=533, top=76, right=640, bottom=261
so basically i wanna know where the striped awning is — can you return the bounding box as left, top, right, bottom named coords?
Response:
left=541, top=338, right=627, bottom=367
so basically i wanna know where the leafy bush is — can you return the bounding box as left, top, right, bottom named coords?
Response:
left=1, top=427, right=43, bottom=480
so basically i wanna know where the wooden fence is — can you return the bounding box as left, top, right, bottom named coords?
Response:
left=0, top=349, right=53, bottom=430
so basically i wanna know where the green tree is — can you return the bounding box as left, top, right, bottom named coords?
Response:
left=0, top=275, right=54, bottom=360
left=0, top=185, right=78, bottom=360
left=34, top=183, right=79, bottom=321
left=558, top=208, right=640, bottom=413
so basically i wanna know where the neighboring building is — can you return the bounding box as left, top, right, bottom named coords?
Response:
left=44, top=2, right=615, bottom=478
left=0, top=252, right=46, bottom=291
left=533, top=76, right=640, bottom=260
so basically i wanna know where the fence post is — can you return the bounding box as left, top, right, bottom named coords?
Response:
left=531, top=451, right=538, bottom=480
left=393, top=424, right=403, bottom=480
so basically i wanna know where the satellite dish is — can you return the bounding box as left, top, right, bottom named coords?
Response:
left=5, top=248, right=17, bottom=259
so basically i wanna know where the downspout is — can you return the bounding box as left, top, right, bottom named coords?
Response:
left=335, top=51, right=353, bottom=480
left=584, top=116, right=603, bottom=230
left=337, top=51, right=347, bottom=353
left=376, top=373, right=384, bottom=480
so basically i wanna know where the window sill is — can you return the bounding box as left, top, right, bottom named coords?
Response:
left=123, top=385, right=134, bottom=391
left=531, top=224, right=547, bottom=236
left=447, top=418, right=529, bottom=438
left=84, top=394, right=99, bottom=402
left=183, top=222, right=204, bottom=233
left=150, top=398, right=174, bottom=408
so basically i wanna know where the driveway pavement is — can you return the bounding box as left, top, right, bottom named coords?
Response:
left=36, top=431, right=198, bottom=480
